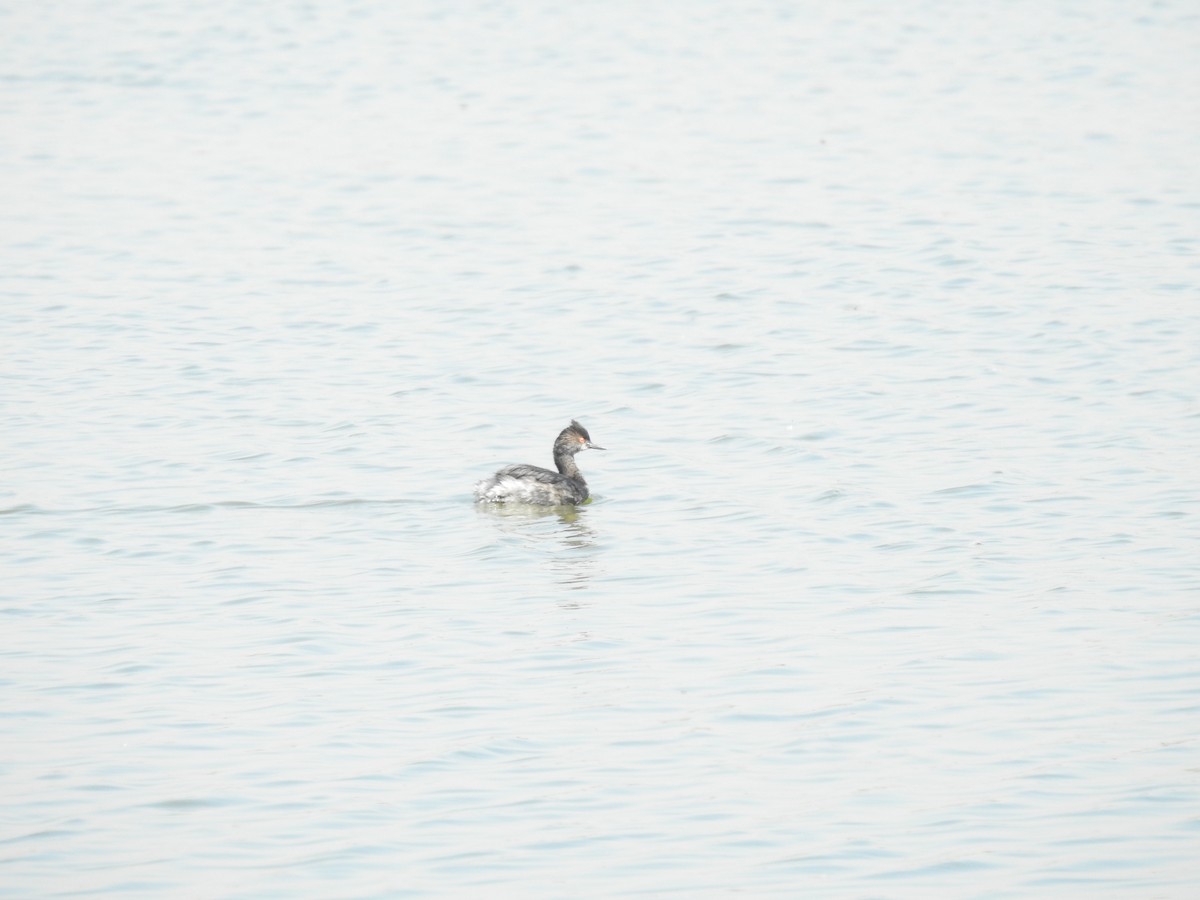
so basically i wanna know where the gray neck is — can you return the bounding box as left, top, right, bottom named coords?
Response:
left=554, top=449, right=584, bottom=480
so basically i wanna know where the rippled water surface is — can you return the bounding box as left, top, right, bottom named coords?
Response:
left=3, top=1, right=1199, bottom=896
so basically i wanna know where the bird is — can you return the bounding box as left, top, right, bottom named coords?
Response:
left=474, top=420, right=605, bottom=505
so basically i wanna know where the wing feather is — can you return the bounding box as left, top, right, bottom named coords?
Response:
left=494, top=464, right=564, bottom=484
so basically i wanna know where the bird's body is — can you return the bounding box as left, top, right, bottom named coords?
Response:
left=474, top=420, right=605, bottom=506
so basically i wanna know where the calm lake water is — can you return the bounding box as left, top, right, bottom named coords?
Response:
left=3, top=1, right=1199, bottom=896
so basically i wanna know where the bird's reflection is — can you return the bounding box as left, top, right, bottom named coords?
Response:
left=475, top=502, right=600, bottom=593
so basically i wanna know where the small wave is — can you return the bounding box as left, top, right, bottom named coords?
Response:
left=0, top=498, right=416, bottom=517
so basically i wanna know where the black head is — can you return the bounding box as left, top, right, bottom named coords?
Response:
left=557, top=419, right=606, bottom=454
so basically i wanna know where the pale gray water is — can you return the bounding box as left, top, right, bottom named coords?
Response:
left=3, top=1, right=1199, bottom=896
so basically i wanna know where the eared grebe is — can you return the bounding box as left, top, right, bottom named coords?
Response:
left=474, top=420, right=605, bottom=506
